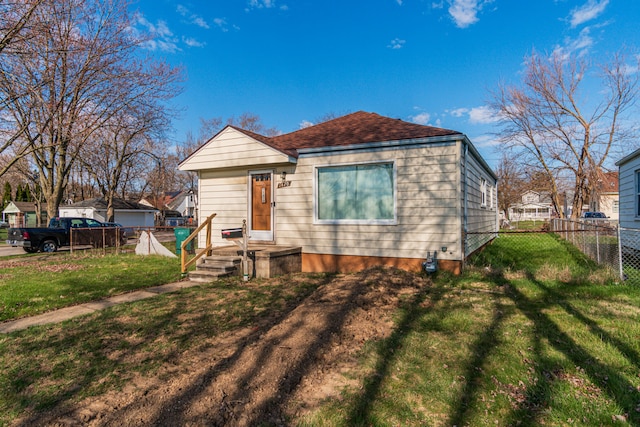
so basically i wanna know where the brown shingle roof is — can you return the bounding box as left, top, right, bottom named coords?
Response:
left=232, top=111, right=461, bottom=158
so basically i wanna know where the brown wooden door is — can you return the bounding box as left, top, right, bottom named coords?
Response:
left=251, top=173, right=272, bottom=232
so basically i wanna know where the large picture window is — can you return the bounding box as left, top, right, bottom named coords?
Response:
left=316, top=162, right=396, bottom=223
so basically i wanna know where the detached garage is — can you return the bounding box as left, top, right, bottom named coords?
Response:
left=59, top=197, right=157, bottom=229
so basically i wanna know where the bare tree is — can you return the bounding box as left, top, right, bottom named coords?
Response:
left=495, top=153, right=525, bottom=220
left=80, top=60, right=180, bottom=222
left=0, top=0, right=182, bottom=220
left=0, top=0, right=44, bottom=54
left=227, top=112, right=280, bottom=136
left=492, top=50, right=639, bottom=218
left=0, top=0, right=46, bottom=175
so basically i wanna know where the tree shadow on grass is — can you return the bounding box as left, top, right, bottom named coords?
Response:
left=9, top=274, right=332, bottom=426
left=503, top=271, right=640, bottom=426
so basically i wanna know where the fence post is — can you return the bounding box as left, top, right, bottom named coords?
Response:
left=617, top=226, right=624, bottom=281
left=596, top=227, right=600, bottom=264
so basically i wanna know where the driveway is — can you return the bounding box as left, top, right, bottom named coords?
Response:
left=0, top=245, right=24, bottom=257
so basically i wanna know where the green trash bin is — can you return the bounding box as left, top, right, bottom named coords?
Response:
left=174, top=227, right=193, bottom=255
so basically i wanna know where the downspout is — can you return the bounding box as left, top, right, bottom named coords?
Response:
left=462, top=139, right=469, bottom=266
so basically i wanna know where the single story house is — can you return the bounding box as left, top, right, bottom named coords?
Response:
left=59, top=197, right=157, bottom=229
left=179, top=111, right=498, bottom=274
left=2, top=201, right=48, bottom=227
left=616, top=149, right=640, bottom=229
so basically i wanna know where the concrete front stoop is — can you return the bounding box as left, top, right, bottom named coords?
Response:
left=188, top=255, right=242, bottom=282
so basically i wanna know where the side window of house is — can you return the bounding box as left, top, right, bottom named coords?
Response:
left=316, top=162, right=396, bottom=224
left=480, top=178, right=487, bottom=207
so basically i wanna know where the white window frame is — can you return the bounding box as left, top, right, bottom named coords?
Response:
left=313, top=160, right=398, bottom=225
left=480, top=178, right=487, bottom=207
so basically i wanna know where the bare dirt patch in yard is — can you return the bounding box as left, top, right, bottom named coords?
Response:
left=14, top=267, right=429, bottom=426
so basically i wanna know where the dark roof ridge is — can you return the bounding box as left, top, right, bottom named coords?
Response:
left=230, top=111, right=462, bottom=158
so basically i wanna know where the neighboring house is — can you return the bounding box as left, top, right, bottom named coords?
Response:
left=58, top=197, right=157, bottom=228
left=616, top=149, right=640, bottom=229
left=165, top=190, right=197, bottom=220
left=507, top=190, right=554, bottom=221
left=179, top=111, right=498, bottom=274
left=140, top=190, right=197, bottom=225
left=589, top=171, right=619, bottom=221
left=2, top=201, right=48, bottom=227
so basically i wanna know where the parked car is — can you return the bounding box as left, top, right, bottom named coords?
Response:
left=6, top=217, right=128, bottom=253
left=581, top=212, right=608, bottom=219
left=581, top=211, right=612, bottom=227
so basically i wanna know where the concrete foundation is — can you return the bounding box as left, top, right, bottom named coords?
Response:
left=210, top=245, right=302, bottom=279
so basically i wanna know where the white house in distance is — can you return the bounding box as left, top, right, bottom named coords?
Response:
left=179, top=111, right=498, bottom=274
left=507, top=190, right=554, bottom=221
left=59, top=197, right=157, bottom=229
left=616, top=149, right=640, bottom=229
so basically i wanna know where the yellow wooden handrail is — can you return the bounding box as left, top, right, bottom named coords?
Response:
left=181, top=213, right=217, bottom=275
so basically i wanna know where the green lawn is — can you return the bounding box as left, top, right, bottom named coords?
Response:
left=0, top=252, right=182, bottom=321
left=1, top=234, right=639, bottom=426
left=301, top=234, right=640, bottom=426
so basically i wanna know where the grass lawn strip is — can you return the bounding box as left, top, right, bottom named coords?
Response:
left=0, top=253, right=182, bottom=322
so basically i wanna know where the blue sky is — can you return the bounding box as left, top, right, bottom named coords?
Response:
left=132, top=0, right=640, bottom=168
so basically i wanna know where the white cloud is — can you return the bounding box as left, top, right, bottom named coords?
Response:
left=445, top=106, right=500, bottom=124
left=248, top=0, right=275, bottom=8
left=449, top=107, right=469, bottom=117
left=388, top=38, right=406, bottom=49
left=183, top=36, right=206, bottom=47
left=136, top=16, right=180, bottom=53
left=446, top=0, right=494, bottom=28
left=553, top=27, right=594, bottom=59
left=396, top=0, right=403, bottom=5
left=299, top=120, right=314, bottom=129
left=176, top=4, right=210, bottom=29
left=448, top=0, right=479, bottom=28
left=410, top=112, right=431, bottom=125
left=569, top=0, right=609, bottom=28
left=469, top=105, right=499, bottom=124
left=471, top=133, right=501, bottom=148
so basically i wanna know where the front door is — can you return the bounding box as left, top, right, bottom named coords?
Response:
left=249, top=171, right=274, bottom=241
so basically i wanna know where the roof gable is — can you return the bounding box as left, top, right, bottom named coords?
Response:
left=179, top=126, right=294, bottom=171
left=180, top=111, right=463, bottom=169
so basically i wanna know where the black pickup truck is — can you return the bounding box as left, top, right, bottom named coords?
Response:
left=6, top=217, right=128, bottom=253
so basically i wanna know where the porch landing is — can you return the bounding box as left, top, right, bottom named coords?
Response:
left=209, top=244, right=302, bottom=279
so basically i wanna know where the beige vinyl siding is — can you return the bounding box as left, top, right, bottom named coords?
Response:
left=275, top=143, right=463, bottom=261
left=197, top=169, right=248, bottom=246
left=462, top=144, right=498, bottom=256
left=180, top=127, right=291, bottom=171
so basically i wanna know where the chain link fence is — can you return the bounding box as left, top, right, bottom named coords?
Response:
left=466, top=221, right=640, bottom=285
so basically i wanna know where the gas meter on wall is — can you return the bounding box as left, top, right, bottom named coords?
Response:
left=422, top=251, right=438, bottom=273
